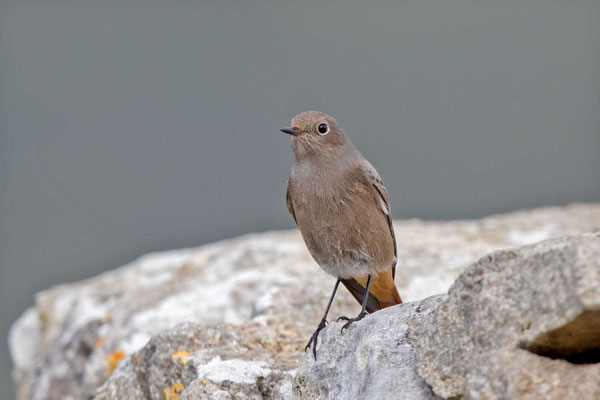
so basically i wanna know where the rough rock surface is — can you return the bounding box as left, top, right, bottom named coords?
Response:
left=95, top=322, right=297, bottom=400
left=293, top=296, right=445, bottom=400
left=8, top=203, right=600, bottom=399
left=412, top=233, right=600, bottom=400
left=296, top=234, right=600, bottom=400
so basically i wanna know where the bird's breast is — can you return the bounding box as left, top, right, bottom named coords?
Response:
left=289, top=166, right=394, bottom=278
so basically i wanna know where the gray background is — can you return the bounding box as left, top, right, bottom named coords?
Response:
left=1, top=0, right=599, bottom=396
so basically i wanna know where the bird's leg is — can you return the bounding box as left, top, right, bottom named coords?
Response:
left=338, top=274, right=372, bottom=332
left=305, top=279, right=341, bottom=359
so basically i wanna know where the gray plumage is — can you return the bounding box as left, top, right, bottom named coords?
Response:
left=284, top=111, right=397, bottom=286
left=282, top=111, right=402, bottom=358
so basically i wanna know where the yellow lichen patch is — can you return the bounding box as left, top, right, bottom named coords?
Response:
left=164, top=383, right=185, bottom=400
left=105, top=350, right=126, bottom=372
left=94, top=337, right=107, bottom=349
left=171, top=350, right=192, bottom=365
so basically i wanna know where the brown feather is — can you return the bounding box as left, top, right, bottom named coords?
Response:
left=355, top=267, right=402, bottom=309
left=284, top=111, right=403, bottom=312
left=341, top=278, right=383, bottom=313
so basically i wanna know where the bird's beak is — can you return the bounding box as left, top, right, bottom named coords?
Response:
left=280, top=127, right=301, bottom=136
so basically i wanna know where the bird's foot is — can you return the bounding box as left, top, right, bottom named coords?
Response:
left=338, top=311, right=367, bottom=332
left=305, top=318, right=328, bottom=360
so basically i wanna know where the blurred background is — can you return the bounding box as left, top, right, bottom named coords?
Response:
left=1, top=0, right=599, bottom=396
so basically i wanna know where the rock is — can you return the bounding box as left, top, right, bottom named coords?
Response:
left=293, top=296, right=445, bottom=400
left=95, top=322, right=296, bottom=400
left=465, top=348, right=600, bottom=400
left=295, top=234, right=600, bottom=400
left=412, top=233, right=600, bottom=399
left=8, top=203, right=600, bottom=399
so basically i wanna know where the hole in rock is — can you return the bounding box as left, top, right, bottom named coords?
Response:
left=519, top=310, right=600, bottom=364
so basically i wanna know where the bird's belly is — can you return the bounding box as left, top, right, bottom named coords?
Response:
left=295, top=200, right=393, bottom=279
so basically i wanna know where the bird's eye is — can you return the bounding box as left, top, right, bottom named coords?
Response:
left=317, top=123, right=329, bottom=135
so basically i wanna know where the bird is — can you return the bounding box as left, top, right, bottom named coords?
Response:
left=281, top=111, right=402, bottom=359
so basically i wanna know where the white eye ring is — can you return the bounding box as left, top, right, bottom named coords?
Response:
left=317, top=123, right=329, bottom=135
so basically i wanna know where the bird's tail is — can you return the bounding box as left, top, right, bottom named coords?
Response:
left=341, top=278, right=383, bottom=313
left=388, top=284, right=403, bottom=306
left=342, top=268, right=402, bottom=313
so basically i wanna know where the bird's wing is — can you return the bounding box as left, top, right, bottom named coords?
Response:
left=286, top=178, right=297, bottom=225
left=360, top=161, right=398, bottom=278
left=341, top=161, right=402, bottom=312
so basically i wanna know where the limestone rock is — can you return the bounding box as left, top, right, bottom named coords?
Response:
left=95, top=322, right=296, bottom=400
left=295, top=233, right=600, bottom=400
left=293, top=296, right=444, bottom=400
left=465, top=348, right=600, bottom=400
left=412, top=233, right=600, bottom=399
left=8, top=203, right=600, bottom=399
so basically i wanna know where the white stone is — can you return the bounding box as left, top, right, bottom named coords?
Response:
left=196, top=357, right=271, bottom=385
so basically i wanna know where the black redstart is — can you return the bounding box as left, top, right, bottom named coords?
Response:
left=281, top=111, right=402, bottom=358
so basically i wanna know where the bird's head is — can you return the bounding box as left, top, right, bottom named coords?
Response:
left=280, top=111, right=349, bottom=160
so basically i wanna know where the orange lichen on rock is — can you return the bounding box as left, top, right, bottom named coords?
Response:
left=163, top=383, right=185, bottom=400
left=94, top=337, right=107, bottom=349
left=171, top=350, right=192, bottom=365
left=105, top=350, right=126, bottom=373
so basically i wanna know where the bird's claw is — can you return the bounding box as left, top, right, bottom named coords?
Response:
left=340, top=311, right=367, bottom=332
left=305, top=319, right=328, bottom=360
